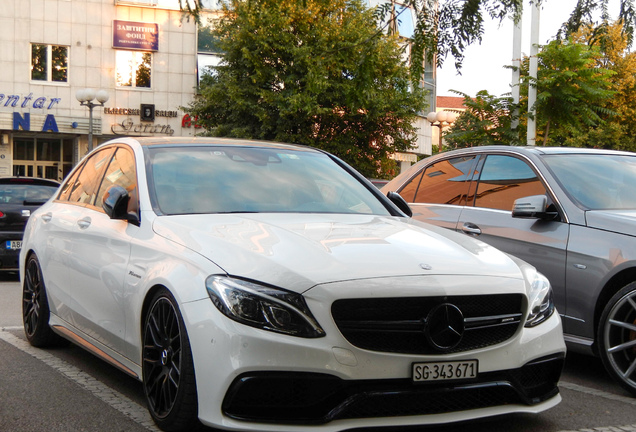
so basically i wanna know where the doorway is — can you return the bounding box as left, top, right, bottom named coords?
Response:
left=13, top=137, right=74, bottom=181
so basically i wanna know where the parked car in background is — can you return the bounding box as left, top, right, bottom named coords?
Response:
left=383, top=145, right=636, bottom=396
left=21, top=137, right=565, bottom=432
left=0, top=177, right=59, bottom=271
left=369, top=178, right=389, bottom=189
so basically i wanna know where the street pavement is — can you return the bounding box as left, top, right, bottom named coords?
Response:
left=2, top=274, right=636, bottom=432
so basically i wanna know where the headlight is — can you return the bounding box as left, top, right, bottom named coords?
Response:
left=206, top=276, right=325, bottom=338
left=524, top=270, right=555, bottom=328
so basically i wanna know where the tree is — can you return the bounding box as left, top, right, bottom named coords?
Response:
left=184, top=0, right=426, bottom=178
left=180, top=0, right=636, bottom=77
left=443, top=38, right=615, bottom=148
left=520, top=39, right=616, bottom=145
left=571, top=20, right=636, bottom=149
left=443, top=90, right=521, bottom=148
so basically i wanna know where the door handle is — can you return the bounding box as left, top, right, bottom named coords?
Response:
left=461, top=222, right=482, bottom=236
left=77, top=217, right=91, bottom=229
left=41, top=213, right=52, bottom=223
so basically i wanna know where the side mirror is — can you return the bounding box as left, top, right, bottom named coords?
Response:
left=103, top=185, right=139, bottom=225
left=512, top=195, right=557, bottom=220
left=387, top=191, right=413, bottom=217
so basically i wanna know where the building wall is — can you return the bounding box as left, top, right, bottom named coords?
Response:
left=0, top=0, right=199, bottom=180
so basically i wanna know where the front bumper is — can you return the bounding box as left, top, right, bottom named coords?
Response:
left=182, top=283, right=566, bottom=432
left=223, top=353, right=564, bottom=424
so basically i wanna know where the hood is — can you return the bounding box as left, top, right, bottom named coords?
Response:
left=586, top=210, right=636, bottom=237
left=153, top=213, right=524, bottom=293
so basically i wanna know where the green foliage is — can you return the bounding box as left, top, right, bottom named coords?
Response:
left=519, top=39, right=616, bottom=145
left=572, top=21, right=636, bottom=146
left=559, top=122, right=636, bottom=151
left=181, top=1, right=636, bottom=77
left=445, top=38, right=616, bottom=148
left=443, top=90, right=522, bottom=149
left=185, top=0, right=426, bottom=178
left=559, top=0, right=636, bottom=46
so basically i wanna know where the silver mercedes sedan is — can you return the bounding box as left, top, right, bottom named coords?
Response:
left=21, top=137, right=565, bottom=431
left=383, top=145, right=636, bottom=396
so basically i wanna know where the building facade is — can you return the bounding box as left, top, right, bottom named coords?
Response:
left=1, top=0, right=200, bottom=181
left=1, top=0, right=434, bottom=182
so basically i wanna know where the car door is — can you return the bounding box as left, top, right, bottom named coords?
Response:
left=456, top=153, right=571, bottom=330
left=397, top=155, right=478, bottom=230
left=66, top=146, right=139, bottom=353
left=37, top=148, right=115, bottom=324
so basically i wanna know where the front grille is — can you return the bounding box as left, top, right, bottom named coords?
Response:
left=331, top=294, right=524, bottom=354
left=222, top=354, right=564, bottom=425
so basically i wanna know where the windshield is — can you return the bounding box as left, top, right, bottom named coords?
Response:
left=148, top=146, right=391, bottom=216
left=543, top=154, right=636, bottom=210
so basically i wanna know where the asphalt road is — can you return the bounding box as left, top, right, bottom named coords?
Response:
left=2, top=273, right=636, bottom=432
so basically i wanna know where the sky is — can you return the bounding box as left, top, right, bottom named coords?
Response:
left=436, top=0, right=620, bottom=98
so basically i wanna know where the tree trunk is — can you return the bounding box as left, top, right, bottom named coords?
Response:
left=543, top=120, right=551, bottom=146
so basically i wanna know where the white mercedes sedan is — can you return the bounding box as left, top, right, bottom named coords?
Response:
left=20, top=137, right=566, bottom=432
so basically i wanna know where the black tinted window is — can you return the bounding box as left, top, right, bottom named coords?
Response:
left=474, top=155, right=546, bottom=211
left=400, top=156, right=475, bottom=205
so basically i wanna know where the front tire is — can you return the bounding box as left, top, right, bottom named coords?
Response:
left=142, top=289, right=199, bottom=431
left=22, top=254, right=65, bottom=347
left=598, top=282, right=636, bottom=396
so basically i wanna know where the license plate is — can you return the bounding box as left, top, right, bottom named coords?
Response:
left=6, top=240, right=22, bottom=250
left=412, top=360, right=478, bottom=382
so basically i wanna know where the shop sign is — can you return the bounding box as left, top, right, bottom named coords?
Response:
left=104, top=107, right=179, bottom=117
left=112, top=118, right=174, bottom=135
left=0, top=92, right=61, bottom=110
left=0, top=112, right=91, bottom=134
left=12, top=112, right=59, bottom=132
left=182, top=114, right=203, bottom=128
left=113, top=20, right=159, bottom=51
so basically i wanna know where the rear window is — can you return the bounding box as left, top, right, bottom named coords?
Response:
left=0, top=183, right=58, bottom=204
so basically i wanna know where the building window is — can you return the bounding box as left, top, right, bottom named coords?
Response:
left=197, top=25, right=223, bottom=83
left=116, top=51, right=152, bottom=88
left=31, top=44, right=68, bottom=82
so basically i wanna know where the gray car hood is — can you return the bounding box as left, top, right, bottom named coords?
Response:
left=586, top=210, right=636, bottom=237
left=153, top=213, right=524, bottom=293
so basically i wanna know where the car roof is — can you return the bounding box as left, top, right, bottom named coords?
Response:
left=112, top=136, right=320, bottom=153
left=437, top=145, right=636, bottom=157
left=0, top=177, right=60, bottom=186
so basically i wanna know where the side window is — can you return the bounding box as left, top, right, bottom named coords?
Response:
left=474, top=155, right=546, bottom=211
left=96, top=148, right=138, bottom=215
left=67, top=149, right=115, bottom=205
left=398, top=171, right=424, bottom=202
left=58, top=168, right=81, bottom=202
left=400, top=156, right=475, bottom=205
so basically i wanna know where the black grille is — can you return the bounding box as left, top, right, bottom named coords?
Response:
left=222, top=354, right=564, bottom=425
left=331, top=294, right=524, bottom=354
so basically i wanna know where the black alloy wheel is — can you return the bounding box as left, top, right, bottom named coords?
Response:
left=598, top=282, right=636, bottom=396
left=22, top=254, right=64, bottom=347
left=142, top=289, right=199, bottom=431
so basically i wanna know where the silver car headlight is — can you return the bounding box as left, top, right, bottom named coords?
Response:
left=524, top=270, right=555, bottom=328
left=206, top=276, right=325, bottom=338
